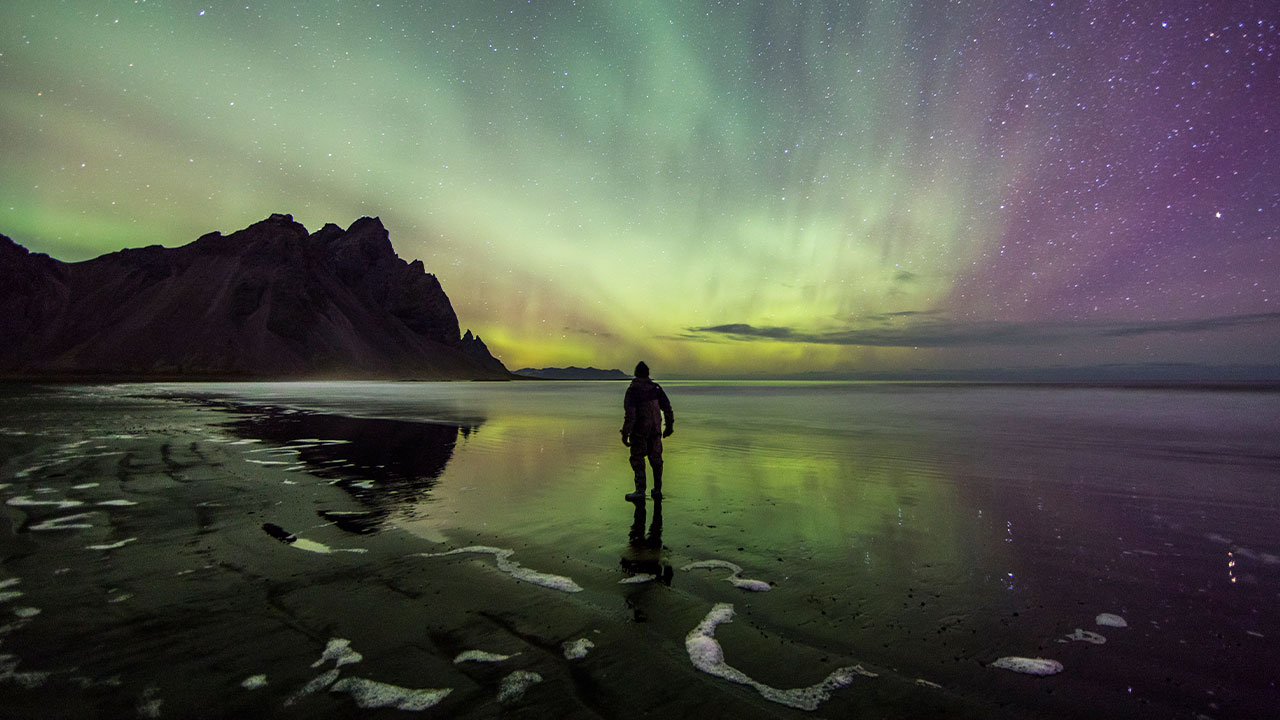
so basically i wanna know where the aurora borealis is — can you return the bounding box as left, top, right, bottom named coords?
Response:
left=2, top=1, right=1277, bottom=378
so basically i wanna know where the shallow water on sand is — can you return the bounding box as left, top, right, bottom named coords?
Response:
left=1, top=381, right=1278, bottom=718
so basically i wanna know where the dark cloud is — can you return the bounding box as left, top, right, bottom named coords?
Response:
left=694, top=323, right=798, bottom=340
left=564, top=327, right=614, bottom=338
left=862, top=309, right=939, bottom=324
left=1098, top=312, right=1280, bottom=338
left=687, top=312, right=1280, bottom=348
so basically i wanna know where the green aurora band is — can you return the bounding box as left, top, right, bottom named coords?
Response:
left=3, top=2, right=1276, bottom=376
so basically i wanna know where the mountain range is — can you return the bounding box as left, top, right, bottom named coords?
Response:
left=0, top=214, right=511, bottom=380
left=514, top=366, right=629, bottom=380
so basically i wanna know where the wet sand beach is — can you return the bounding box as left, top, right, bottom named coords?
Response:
left=1, top=382, right=1278, bottom=718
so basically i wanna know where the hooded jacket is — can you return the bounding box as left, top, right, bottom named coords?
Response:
left=622, top=377, right=674, bottom=436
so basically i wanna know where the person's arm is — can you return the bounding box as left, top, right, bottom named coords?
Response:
left=621, top=386, right=636, bottom=444
left=659, top=387, right=674, bottom=437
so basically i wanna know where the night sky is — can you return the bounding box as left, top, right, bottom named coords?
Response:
left=2, top=1, right=1277, bottom=377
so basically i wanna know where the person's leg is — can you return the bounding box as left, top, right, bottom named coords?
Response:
left=648, top=436, right=664, bottom=499
left=627, top=438, right=648, bottom=500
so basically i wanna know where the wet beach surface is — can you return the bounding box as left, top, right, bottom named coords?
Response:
left=1, top=381, right=1278, bottom=718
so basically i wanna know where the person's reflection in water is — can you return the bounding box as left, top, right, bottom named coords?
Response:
left=620, top=499, right=673, bottom=593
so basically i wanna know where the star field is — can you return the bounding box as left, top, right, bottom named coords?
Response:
left=2, top=1, right=1277, bottom=377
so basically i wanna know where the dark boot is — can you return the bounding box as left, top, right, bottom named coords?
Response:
left=650, top=460, right=663, bottom=500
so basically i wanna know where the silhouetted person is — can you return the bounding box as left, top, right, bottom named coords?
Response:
left=620, top=361, right=674, bottom=501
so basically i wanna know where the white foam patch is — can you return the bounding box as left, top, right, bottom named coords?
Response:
left=563, top=638, right=594, bottom=660
left=418, top=546, right=583, bottom=593
left=72, top=483, right=100, bottom=490
left=7, top=496, right=84, bottom=510
left=619, top=574, right=657, bottom=584
left=30, top=513, right=98, bottom=531
left=916, top=678, right=943, bottom=689
left=13, top=608, right=39, bottom=619
left=15, top=464, right=54, bottom=479
left=0, top=618, right=32, bottom=636
left=682, top=560, right=772, bottom=592
left=246, top=459, right=291, bottom=466
left=0, top=580, right=20, bottom=604
left=312, top=638, right=363, bottom=669
left=71, top=673, right=123, bottom=689
left=0, top=653, right=50, bottom=689
left=285, top=669, right=340, bottom=706
left=1096, top=613, right=1128, bottom=628
left=86, top=538, right=137, bottom=551
left=96, top=499, right=138, bottom=507
left=136, top=686, right=162, bottom=718
left=453, top=650, right=516, bottom=664
left=292, top=538, right=336, bottom=554
left=497, top=670, right=542, bottom=703
left=685, top=603, right=875, bottom=710
left=331, top=677, right=452, bottom=710
left=989, top=656, right=1064, bottom=675
left=1062, top=629, right=1106, bottom=644
left=280, top=536, right=366, bottom=555
left=241, top=674, right=268, bottom=690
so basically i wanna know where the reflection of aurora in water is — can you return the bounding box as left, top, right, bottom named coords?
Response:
left=384, top=381, right=984, bottom=621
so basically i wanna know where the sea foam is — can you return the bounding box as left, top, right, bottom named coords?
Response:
left=1095, top=613, right=1128, bottom=628
left=6, top=496, right=84, bottom=510
left=989, top=656, right=1063, bottom=675
left=1062, top=628, right=1106, bottom=644
left=86, top=538, right=137, bottom=551
left=284, top=669, right=340, bottom=706
left=331, top=677, right=452, bottom=710
left=312, top=638, right=363, bottom=669
left=417, top=546, right=583, bottom=593
left=619, top=574, right=658, bottom=584
left=685, top=603, right=874, bottom=711
left=682, top=560, right=772, bottom=592
left=563, top=638, right=594, bottom=660
left=453, top=650, right=516, bottom=664
left=30, top=512, right=98, bottom=531
left=0, top=653, right=49, bottom=689
left=497, top=670, right=542, bottom=703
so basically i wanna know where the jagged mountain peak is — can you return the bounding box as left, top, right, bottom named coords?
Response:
left=0, top=215, right=511, bottom=380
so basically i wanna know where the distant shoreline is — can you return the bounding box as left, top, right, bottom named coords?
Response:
left=2, top=376, right=1277, bottom=392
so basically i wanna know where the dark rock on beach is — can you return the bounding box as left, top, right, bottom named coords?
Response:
left=0, top=214, right=511, bottom=380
